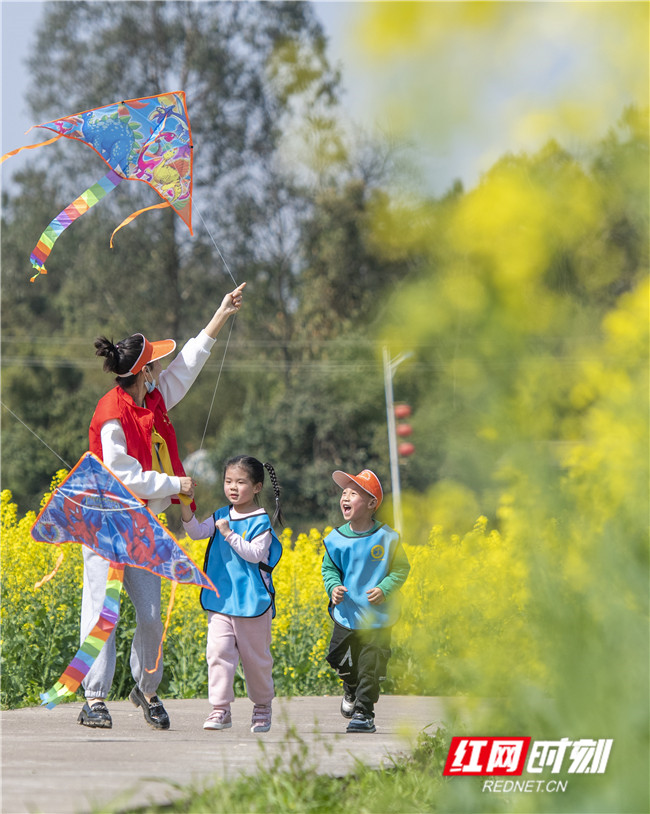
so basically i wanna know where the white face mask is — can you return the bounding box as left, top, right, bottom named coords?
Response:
left=144, top=368, right=156, bottom=394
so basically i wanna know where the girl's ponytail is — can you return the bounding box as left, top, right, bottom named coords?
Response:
left=263, top=462, right=284, bottom=528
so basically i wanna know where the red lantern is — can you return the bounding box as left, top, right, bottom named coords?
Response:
left=398, top=442, right=415, bottom=457
left=394, top=404, right=412, bottom=419
left=396, top=423, right=412, bottom=437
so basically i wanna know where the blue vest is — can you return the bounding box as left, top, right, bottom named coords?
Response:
left=323, top=524, right=401, bottom=630
left=200, top=507, right=282, bottom=618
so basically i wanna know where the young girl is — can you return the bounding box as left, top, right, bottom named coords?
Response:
left=181, top=455, right=283, bottom=733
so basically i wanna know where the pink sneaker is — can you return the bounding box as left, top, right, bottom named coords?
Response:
left=203, top=707, right=232, bottom=730
left=251, top=704, right=272, bottom=733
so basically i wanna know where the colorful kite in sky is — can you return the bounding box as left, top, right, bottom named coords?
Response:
left=1, top=91, right=193, bottom=281
left=31, top=451, right=214, bottom=708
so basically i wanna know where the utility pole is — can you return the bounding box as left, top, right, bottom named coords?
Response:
left=383, top=346, right=412, bottom=533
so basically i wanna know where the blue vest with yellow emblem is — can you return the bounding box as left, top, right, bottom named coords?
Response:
left=200, top=506, right=282, bottom=618
left=323, top=524, right=401, bottom=630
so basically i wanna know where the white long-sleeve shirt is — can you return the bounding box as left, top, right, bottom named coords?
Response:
left=99, top=329, right=215, bottom=515
left=183, top=507, right=273, bottom=568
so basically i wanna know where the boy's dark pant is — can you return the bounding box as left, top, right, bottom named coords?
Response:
left=326, top=622, right=392, bottom=717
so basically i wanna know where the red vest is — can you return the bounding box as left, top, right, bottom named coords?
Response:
left=88, top=386, right=189, bottom=505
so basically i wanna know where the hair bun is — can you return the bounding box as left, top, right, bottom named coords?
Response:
left=94, top=336, right=120, bottom=373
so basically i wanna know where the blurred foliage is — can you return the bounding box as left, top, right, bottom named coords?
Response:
left=348, top=9, right=649, bottom=808
left=379, top=110, right=648, bottom=513
left=373, top=106, right=649, bottom=814
left=358, top=2, right=648, bottom=163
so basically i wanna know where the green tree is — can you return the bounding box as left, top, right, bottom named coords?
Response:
left=200, top=164, right=425, bottom=530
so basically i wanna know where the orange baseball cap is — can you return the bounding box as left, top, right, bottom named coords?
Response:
left=332, top=469, right=383, bottom=507
left=117, top=333, right=176, bottom=377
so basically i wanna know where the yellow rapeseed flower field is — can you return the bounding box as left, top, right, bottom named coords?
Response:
left=2, top=478, right=540, bottom=708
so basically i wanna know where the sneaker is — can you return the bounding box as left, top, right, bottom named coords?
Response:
left=346, top=711, right=376, bottom=733
left=203, top=707, right=232, bottom=730
left=340, top=693, right=355, bottom=719
left=129, top=685, right=170, bottom=730
left=78, top=701, right=112, bottom=729
left=251, top=704, right=272, bottom=733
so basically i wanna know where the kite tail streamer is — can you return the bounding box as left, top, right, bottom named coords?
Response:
left=0, top=135, right=62, bottom=164
left=30, top=169, right=123, bottom=281
left=145, top=580, right=178, bottom=674
left=109, top=201, right=171, bottom=248
left=34, top=552, right=65, bottom=589
left=40, top=562, right=125, bottom=709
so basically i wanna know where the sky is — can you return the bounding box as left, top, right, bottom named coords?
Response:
left=1, top=1, right=43, bottom=156
left=0, top=3, right=351, bottom=178
left=1, top=1, right=648, bottom=197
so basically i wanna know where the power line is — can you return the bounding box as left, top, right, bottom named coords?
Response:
left=0, top=356, right=393, bottom=373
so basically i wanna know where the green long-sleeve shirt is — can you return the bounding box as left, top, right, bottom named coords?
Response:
left=321, top=521, right=410, bottom=599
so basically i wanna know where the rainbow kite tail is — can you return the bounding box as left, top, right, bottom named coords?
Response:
left=30, top=169, right=123, bottom=282
left=40, top=562, right=125, bottom=709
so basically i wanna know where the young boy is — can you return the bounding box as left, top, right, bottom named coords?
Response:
left=322, top=469, right=410, bottom=733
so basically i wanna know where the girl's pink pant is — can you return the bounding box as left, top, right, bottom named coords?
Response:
left=206, top=609, right=274, bottom=710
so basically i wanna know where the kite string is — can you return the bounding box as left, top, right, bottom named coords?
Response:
left=196, top=317, right=235, bottom=460
left=0, top=401, right=71, bottom=469
left=188, top=195, right=240, bottom=468
left=191, top=194, right=238, bottom=287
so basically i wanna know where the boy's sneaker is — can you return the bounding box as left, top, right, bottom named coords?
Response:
left=340, top=693, right=355, bottom=719
left=346, top=711, right=376, bottom=733
left=203, top=707, right=232, bottom=730
left=251, top=704, right=272, bottom=733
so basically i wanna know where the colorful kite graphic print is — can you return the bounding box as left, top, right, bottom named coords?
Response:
left=32, top=451, right=215, bottom=708
left=1, top=91, right=193, bottom=280
left=31, top=452, right=213, bottom=590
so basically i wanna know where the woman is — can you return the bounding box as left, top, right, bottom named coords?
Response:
left=78, top=283, right=245, bottom=730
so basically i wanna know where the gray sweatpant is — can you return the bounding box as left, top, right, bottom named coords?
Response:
left=80, top=548, right=164, bottom=700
